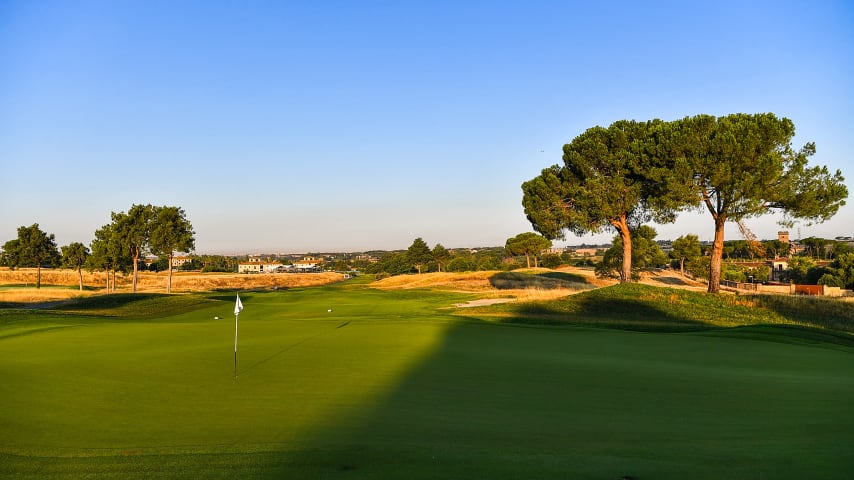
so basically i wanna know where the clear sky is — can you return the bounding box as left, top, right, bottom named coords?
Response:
left=1, top=1, right=852, bottom=254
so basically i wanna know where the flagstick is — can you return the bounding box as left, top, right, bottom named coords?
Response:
left=233, top=311, right=239, bottom=379
left=232, top=293, right=243, bottom=379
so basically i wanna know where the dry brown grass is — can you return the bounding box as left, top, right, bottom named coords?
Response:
left=0, top=267, right=345, bottom=304
left=372, top=269, right=601, bottom=305
left=131, top=271, right=345, bottom=292
left=0, top=288, right=97, bottom=304
left=0, top=268, right=104, bottom=288
left=372, top=271, right=497, bottom=291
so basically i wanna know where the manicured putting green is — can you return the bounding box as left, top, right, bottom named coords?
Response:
left=1, top=283, right=852, bottom=479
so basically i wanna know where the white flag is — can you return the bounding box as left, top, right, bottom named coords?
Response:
left=234, top=293, right=243, bottom=315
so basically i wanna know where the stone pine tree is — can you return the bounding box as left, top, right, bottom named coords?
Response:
left=522, top=119, right=682, bottom=283
left=61, top=242, right=90, bottom=291
left=675, top=113, right=847, bottom=293
left=149, top=206, right=195, bottom=293
left=505, top=232, right=551, bottom=268
left=2, top=224, right=60, bottom=289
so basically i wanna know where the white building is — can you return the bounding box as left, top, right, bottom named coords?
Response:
left=238, top=257, right=283, bottom=274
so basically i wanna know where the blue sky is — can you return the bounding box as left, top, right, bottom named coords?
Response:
left=1, top=1, right=852, bottom=254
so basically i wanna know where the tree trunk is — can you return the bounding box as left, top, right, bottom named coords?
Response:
left=679, top=257, right=685, bottom=276
left=620, top=230, right=632, bottom=283
left=167, top=253, right=173, bottom=293
left=610, top=215, right=632, bottom=284
left=707, top=216, right=726, bottom=293
left=77, top=266, right=83, bottom=291
left=132, top=253, right=139, bottom=293
left=524, top=252, right=531, bottom=268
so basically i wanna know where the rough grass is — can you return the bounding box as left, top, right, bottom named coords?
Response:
left=463, top=282, right=854, bottom=341
left=0, top=285, right=97, bottom=305
left=372, top=269, right=597, bottom=305
left=371, top=271, right=498, bottom=291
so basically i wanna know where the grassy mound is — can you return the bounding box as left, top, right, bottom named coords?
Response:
left=463, top=282, right=854, bottom=337
left=488, top=270, right=593, bottom=290
left=372, top=268, right=599, bottom=292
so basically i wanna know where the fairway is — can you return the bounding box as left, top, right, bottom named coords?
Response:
left=1, top=281, right=853, bottom=479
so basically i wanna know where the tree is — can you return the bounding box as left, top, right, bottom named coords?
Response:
left=522, top=119, right=684, bottom=283
left=762, top=239, right=790, bottom=259
left=2, top=224, right=60, bottom=289
left=87, top=222, right=129, bottom=291
left=406, top=238, right=432, bottom=274
left=505, top=232, right=551, bottom=268
left=432, top=244, right=450, bottom=272
left=832, top=241, right=852, bottom=259
left=477, top=254, right=502, bottom=271
left=670, top=234, right=701, bottom=276
left=112, top=204, right=155, bottom=293
left=540, top=253, right=563, bottom=269
left=595, top=225, right=667, bottom=280
left=687, top=255, right=711, bottom=280
left=676, top=113, right=847, bottom=292
left=61, top=242, right=90, bottom=291
left=197, top=255, right=239, bottom=273
left=149, top=206, right=195, bottom=293
left=0, top=239, right=18, bottom=268
left=801, top=237, right=829, bottom=259
left=446, top=256, right=475, bottom=272
left=820, top=252, right=854, bottom=289
left=784, top=256, right=818, bottom=284
left=379, top=252, right=412, bottom=276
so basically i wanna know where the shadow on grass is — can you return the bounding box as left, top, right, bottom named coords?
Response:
left=509, top=292, right=709, bottom=331
left=40, top=293, right=226, bottom=319
left=54, top=293, right=167, bottom=310
left=488, top=271, right=593, bottom=291
left=270, top=315, right=854, bottom=479
left=470, top=283, right=712, bottom=331
left=747, top=294, right=854, bottom=334
left=468, top=283, right=854, bottom=341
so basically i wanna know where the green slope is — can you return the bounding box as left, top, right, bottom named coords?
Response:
left=1, top=280, right=853, bottom=479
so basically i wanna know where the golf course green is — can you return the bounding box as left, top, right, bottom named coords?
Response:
left=1, top=277, right=853, bottom=479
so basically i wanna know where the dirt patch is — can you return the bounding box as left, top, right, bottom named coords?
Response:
left=454, top=298, right=515, bottom=308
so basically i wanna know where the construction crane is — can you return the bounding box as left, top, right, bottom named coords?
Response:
left=737, top=220, right=766, bottom=259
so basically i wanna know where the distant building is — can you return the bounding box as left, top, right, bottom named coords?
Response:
left=238, top=257, right=283, bottom=274
left=293, top=256, right=324, bottom=271
left=171, top=256, right=193, bottom=268
left=767, top=259, right=789, bottom=282
left=354, top=254, right=379, bottom=263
